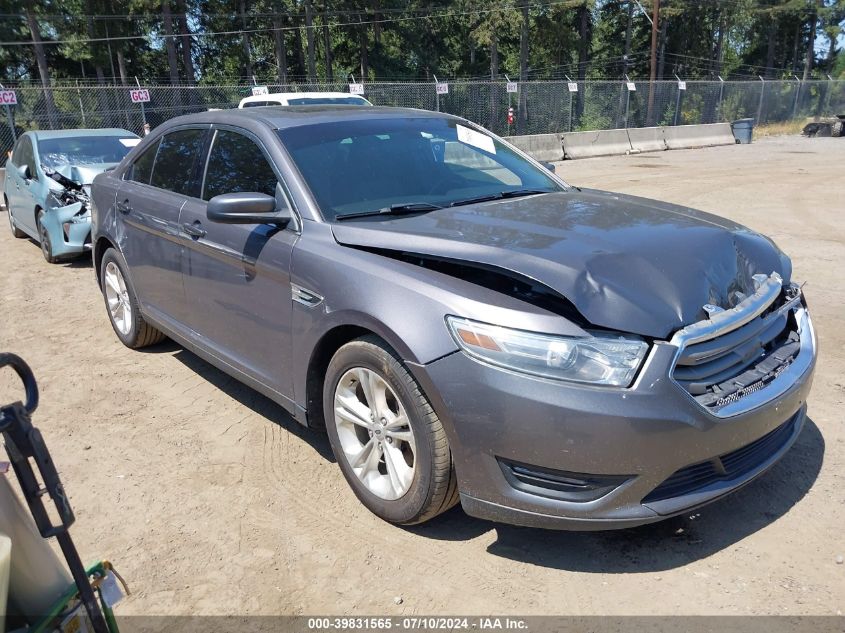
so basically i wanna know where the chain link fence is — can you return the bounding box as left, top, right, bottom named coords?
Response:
left=2, top=79, right=844, bottom=162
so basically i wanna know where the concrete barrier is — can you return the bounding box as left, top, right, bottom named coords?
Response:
left=627, top=127, right=667, bottom=153
left=506, top=134, right=564, bottom=162
left=662, top=123, right=736, bottom=150
left=561, top=129, right=632, bottom=159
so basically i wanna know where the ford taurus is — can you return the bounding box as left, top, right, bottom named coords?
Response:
left=90, top=107, right=816, bottom=529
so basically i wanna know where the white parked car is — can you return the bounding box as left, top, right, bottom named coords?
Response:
left=238, top=91, right=372, bottom=108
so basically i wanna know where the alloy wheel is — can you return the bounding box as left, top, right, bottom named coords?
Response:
left=103, top=261, right=132, bottom=336
left=333, top=367, right=417, bottom=500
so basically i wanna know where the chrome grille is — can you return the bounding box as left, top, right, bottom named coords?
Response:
left=669, top=272, right=810, bottom=417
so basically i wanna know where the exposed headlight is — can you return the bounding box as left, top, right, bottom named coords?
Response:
left=446, top=316, right=649, bottom=387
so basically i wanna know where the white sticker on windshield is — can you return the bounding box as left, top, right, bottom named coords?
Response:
left=456, top=124, right=495, bottom=155
left=119, top=138, right=141, bottom=147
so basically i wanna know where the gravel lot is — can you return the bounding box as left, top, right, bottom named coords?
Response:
left=0, top=135, right=843, bottom=616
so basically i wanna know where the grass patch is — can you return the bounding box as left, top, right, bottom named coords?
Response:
left=754, top=120, right=806, bottom=138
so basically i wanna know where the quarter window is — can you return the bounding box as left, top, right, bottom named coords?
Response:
left=128, top=137, right=160, bottom=184
left=202, top=130, right=278, bottom=201
left=149, top=129, right=206, bottom=196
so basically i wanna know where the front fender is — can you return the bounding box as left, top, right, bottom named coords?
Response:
left=289, top=221, right=583, bottom=411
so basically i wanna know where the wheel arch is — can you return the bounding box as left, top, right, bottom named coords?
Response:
left=304, top=324, right=377, bottom=430
left=93, top=236, right=119, bottom=286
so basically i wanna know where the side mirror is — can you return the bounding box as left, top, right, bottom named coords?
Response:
left=16, top=164, right=31, bottom=180
left=207, top=192, right=290, bottom=226
left=540, top=161, right=556, bottom=173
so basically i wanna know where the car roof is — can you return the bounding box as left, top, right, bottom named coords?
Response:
left=159, top=106, right=459, bottom=133
left=29, top=128, right=138, bottom=140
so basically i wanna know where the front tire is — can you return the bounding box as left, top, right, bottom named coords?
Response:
left=7, top=198, right=25, bottom=238
left=37, top=210, right=60, bottom=263
left=323, top=336, right=458, bottom=525
left=99, top=248, right=166, bottom=349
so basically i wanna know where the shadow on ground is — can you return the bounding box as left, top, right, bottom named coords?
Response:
left=151, top=341, right=824, bottom=574
left=166, top=345, right=335, bottom=462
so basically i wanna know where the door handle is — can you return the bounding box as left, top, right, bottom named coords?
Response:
left=116, top=199, right=131, bottom=214
left=182, top=222, right=206, bottom=238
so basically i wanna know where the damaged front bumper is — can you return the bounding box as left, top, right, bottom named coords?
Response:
left=40, top=201, right=92, bottom=257
left=411, top=275, right=816, bottom=530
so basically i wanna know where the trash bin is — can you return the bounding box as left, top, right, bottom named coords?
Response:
left=731, top=118, right=754, bottom=144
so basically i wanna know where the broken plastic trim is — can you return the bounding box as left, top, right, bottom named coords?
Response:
left=669, top=274, right=814, bottom=418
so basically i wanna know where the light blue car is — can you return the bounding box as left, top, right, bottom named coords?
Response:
left=4, top=128, right=140, bottom=262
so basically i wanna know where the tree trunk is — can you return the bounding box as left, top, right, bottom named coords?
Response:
left=576, top=2, right=589, bottom=119
left=765, top=14, right=777, bottom=78
left=373, top=0, right=381, bottom=45
left=25, top=1, right=58, bottom=128
left=162, top=0, right=181, bottom=84
left=827, top=29, right=837, bottom=72
left=802, top=1, right=818, bottom=81
left=239, top=0, right=253, bottom=79
left=617, top=0, right=633, bottom=127
left=85, top=10, right=106, bottom=87
left=293, top=12, right=306, bottom=78
left=322, top=0, right=333, bottom=82
left=517, top=4, right=530, bottom=133
left=791, top=20, right=800, bottom=73
left=116, top=50, right=128, bottom=85
left=490, top=36, right=498, bottom=79
left=176, top=0, right=195, bottom=84
left=305, top=0, right=317, bottom=82
left=86, top=11, right=110, bottom=125
left=274, top=15, right=288, bottom=85
left=713, top=9, right=726, bottom=77
left=657, top=15, right=668, bottom=80
left=359, top=13, right=368, bottom=80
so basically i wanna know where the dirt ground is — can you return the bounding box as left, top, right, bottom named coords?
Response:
left=1, top=135, right=843, bottom=617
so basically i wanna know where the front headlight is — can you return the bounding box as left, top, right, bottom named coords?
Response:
left=446, top=316, right=649, bottom=387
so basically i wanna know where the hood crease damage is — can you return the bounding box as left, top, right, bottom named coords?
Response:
left=331, top=190, right=792, bottom=339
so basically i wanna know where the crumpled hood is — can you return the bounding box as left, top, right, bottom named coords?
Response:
left=330, top=189, right=792, bottom=339
left=51, top=163, right=116, bottom=186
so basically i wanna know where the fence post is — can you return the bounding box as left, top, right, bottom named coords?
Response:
left=673, top=74, right=683, bottom=126
left=433, top=74, right=440, bottom=113
left=565, top=75, right=574, bottom=132
left=756, top=76, right=765, bottom=124
left=76, top=80, right=86, bottom=127
left=792, top=75, right=801, bottom=120
left=623, top=75, right=632, bottom=128
left=0, top=82, right=16, bottom=144
left=824, top=74, right=833, bottom=115
left=135, top=77, right=147, bottom=130
left=717, top=76, right=724, bottom=122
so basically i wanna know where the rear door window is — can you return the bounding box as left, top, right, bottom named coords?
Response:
left=242, top=100, right=283, bottom=108
left=202, top=130, right=278, bottom=201
left=149, top=129, right=206, bottom=196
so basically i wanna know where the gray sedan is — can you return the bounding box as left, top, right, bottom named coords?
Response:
left=90, top=106, right=816, bottom=529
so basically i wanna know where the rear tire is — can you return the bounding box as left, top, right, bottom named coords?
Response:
left=323, top=335, right=459, bottom=525
left=832, top=121, right=843, bottom=138
left=99, top=248, right=166, bottom=349
left=6, top=198, right=25, bottom=238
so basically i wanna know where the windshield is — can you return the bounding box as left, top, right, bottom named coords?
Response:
left=286, top=97, right=369, bottom=105
left=277, top=117, right=563, bottom=220
left=38, top=135, right=138, bottom=169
